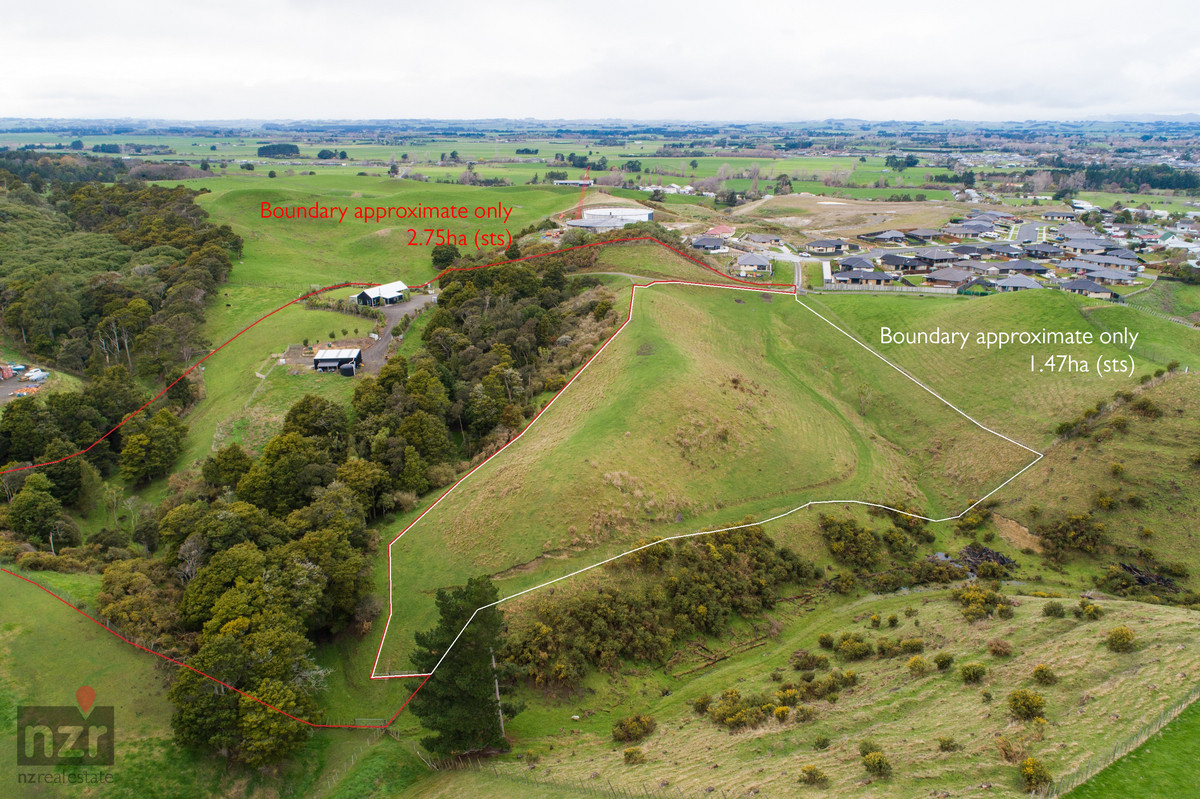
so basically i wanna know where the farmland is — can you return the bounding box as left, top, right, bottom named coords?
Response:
left=2, top=131, right=1200, bottom=799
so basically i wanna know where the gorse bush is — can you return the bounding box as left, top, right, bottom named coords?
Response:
left=1007, top=689, right=1046, bottom=721
left=1042, top=601, right=1065, bottom=618
left=791, top=649, right=830, bottom=671
left=937, top=736, right=961, bottom=752
left=623, top=747, right=645, bottom=765
left=1106, top=625, right=1136, bottom=652
left=611, top=714, right=656, bottom=743
left=907, top=655, right=930, bottom=677
left=799, top=765, right=828, bottom=786
left=1032, top=664, right=1058, bottom=686
left=862, top=751, right=892, bottom=778
left=1020, top=757, right=1052, bottom=790
left=933, top=652, right=954, bottom=671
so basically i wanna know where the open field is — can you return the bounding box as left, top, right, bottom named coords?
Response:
left=430, top=590, right=1200, bottom=799
left=372, top=280, right=1037, bottom=675
left=1126, top=279, right=1200, bottom=323
left=738, top=194, right=959, bottom=237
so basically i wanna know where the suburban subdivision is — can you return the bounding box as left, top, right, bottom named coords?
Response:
left=1, top=113, right=1199, bottom=799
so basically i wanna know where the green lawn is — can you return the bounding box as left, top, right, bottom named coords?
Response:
left=1068, top=697, right=1200, bottom=798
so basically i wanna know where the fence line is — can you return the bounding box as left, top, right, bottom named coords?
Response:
left=818, top=282, right=958, bottom=295
left=1039, top=682, right=1200, bottom=797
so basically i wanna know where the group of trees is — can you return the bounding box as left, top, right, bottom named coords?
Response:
left=0, top=175, right=241, bottom=379
left=503, top=526, right=813, bottom=686
left=0, top=366, right=189, bottom=549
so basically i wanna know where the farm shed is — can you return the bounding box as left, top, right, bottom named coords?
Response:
left=313, top=348, right=363, bottom=373
left=355, top=280, right=409, bottom=306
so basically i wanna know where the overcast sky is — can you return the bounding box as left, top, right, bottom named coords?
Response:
left=4, top=0, right=1199, bottom=122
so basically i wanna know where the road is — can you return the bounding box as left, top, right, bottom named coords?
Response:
left=362, top=292, right=437, bottom=372
left=1014, top=222, right=1042, bottom=243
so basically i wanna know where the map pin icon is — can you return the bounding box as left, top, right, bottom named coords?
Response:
left=76, top=686, right=96, bottom=717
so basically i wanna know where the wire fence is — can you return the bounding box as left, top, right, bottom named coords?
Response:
left=1037, top=681, right=1200, bottom=797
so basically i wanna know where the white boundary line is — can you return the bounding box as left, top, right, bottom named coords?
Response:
left=371, top=280, right=1043, bottom=680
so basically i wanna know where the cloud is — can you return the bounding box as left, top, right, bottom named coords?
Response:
left=2, top=0, right=1198, bottom=120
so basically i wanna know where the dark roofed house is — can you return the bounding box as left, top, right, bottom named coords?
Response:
left=1062, top=238, right=1110, bottom=255
left=832, top=268, right=897, bottom=286
left=1105, top=247, right=1139, bottom=261
left=691, top=235, right=726, bottom=251
left=907, top=228, right=941, bottom=241
left=1061, top=278, right=1117, bottom=299
left=1080, top=267, right=1136, bottom=286
left=880, top=253, right=926, bottom=271
left=1080, top=253, right=1140, bottom=269
left=988, top=244, right=1024, bottom=257
left=924, top=267, right=974, bottom=288
left=806, top=239, right=854, bottom=255
left=867, top=229, right=907, bottom=243
left=354, top=280, right=409, bottom=306
left=995, top=274, right=1044, bottom=292
left=1043, top=211, right=1076, bottom=222
left=915, top=248, right=959, bottom=267
left=744, top=232, right=783, bottom=244
left=838, top=255, right=876, bottom=272
left=1000, top=259, right=1050, bottom=276
left=1022, top=242, right=1063, bottom=258
left=952, top=245, right=989, bottom=258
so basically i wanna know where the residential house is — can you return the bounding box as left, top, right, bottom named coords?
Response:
left=924, top=267, right=974, bottom=288
left=691, top=235, right=727, bottom=252
left=832, top=269, right=898, bottom=286
left=734, top=252, right=773, bottom=277
left=1061, top=278, right=1117, bottom=299
left=1043, top=211, right=1076, bottom=222
left=914, top=248, right=959, bottom=268
left=706, top=225, right=736, bottom=238
left=994, top=274, right=1044, bottom=292
left=907, top=228, right=941, bottom=242
left=744, top=232, right=783, bottom=245
left=1022, top=242, right=1063, bottom=259
left=1001, top=259, right=1050, bottom=276
left=987, top=244, right=1024, bottom=257
left=880, top=253, right=926, bottom=272
left=806, top=239, right=855, bottom=255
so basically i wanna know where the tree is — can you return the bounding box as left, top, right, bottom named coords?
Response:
left=39, top=438, right=83, bottom=506
left=407, top=576, right=515, bottom=755
left=431, top=243, right=460, bottom=270
left=119, top=409, right=187, bottom=484
left=201, top=443, right=253, bottom=491
left=8, top=473, right=63, bottom=545
left=236, top=432, right=334, bottom=516
left=282, top=394, right=349, bottom=445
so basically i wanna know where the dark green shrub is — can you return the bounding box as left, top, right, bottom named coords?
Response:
left=693, top=694, right=712, bottom=715
left=813, top=735, right=831, bottom=750
left=937, top=736, right=961, bottom=752
left=791, top=649, right=830, bottom=671
left=961, top=662, right=986, bottom=684
left=887, top=614, right=899, bottom=628
left=933, top=652, right=954, bottom=671
left=1042, top=601, right=1065, bottom=618
left=858, top=739, right=882, bottom=757
left=899, top=637, right=925, bottom=654
left=623, top=747, right=646, bottom=765
left=817, top=633, right=835, bottom=650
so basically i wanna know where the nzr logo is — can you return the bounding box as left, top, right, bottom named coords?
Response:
left=17, top=686, right=114, bottom=766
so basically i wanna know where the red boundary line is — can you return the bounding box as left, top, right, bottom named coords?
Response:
left=0, top=235, right=796, bottom=730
